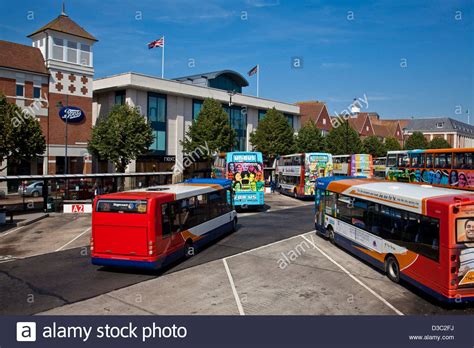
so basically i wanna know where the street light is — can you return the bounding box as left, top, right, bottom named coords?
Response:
left=56, top=95, right=69, bottom=175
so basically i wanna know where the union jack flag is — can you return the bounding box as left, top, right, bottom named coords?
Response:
left=148, top=37, right=164, bottom=49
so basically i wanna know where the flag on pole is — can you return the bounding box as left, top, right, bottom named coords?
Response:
left=148, top=37, right=165, bottom=49
left=248, top=65, right=258, bottom=76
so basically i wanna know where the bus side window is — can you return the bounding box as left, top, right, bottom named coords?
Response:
left=161, top=204, right=171, bottom=237
left=426, top=154, right=433, bottom=168
left=170, top=202, right=181, bottom=233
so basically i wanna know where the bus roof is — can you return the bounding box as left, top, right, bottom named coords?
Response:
left=226, top=152, right=263, bottom=162
left=317, top=177, right=474, bottom=214
left=98, top=179, right=231, bottom=201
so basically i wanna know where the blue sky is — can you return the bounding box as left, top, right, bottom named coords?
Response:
left=1, top=0, right=472, bottom=120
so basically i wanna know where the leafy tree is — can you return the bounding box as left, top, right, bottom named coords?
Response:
left=295, top=120, right=326, bottom=153
left=250, top=107, right=295, bottom=161
left=0, top=93, right=45, bottom=171
left=404, top=131, right=428, bottom=150
left=384, top=136, right=402, bottom=152
left=181, top=98, right=236, bottom=161
left=429, top=137, right=451, bottom=149
left=88, top=104, right=154, bottom=173
left=325, top=120, right=363, bottom=155
left=362, top=136, right=386, bottom=157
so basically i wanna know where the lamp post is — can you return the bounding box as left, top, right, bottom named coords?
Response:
left=402, top=127, right=407, bottom=149
left=56, top=94, right=69, bottom=175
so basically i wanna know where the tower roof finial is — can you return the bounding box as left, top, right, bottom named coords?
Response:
left=61, top=1, right=68, bottom=16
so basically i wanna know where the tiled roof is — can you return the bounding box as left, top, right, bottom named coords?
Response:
left=28, top=15, right=97, bottom=41
left=0, top=40, right=48, bottom=75
left=406, top=117, right=474, bottom=137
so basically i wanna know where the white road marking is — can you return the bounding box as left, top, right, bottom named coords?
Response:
left=301, top=234, right=404, bottom=316
left=0, top=225, right=26, bottom=238
left=223, top=258, right=245, bottom=315
left=55, top=227, right=91, bottom=252
left=226, top=232, right=313, bottom=259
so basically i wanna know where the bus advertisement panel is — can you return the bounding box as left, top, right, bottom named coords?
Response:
left=386, top=148, right=474, bottom=190
left=91, top=178, right=237, bottom=270
left=276, top=153, right=332, bottom=198
left=213, top=152, right=264, bottom=207
left=315, top=176, right=474, bottom=303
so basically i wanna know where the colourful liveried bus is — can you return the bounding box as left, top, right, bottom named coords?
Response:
left=315, top=176, right=474, bottom=303
left=276, top=153, right=333, bottom=198
left=386, top=148, right=474, bottom=190
left=332, top=154, right=374, bottom=178
left=91, top=178, right=237, bottom=269
left=212, top=152, right=264, bottom=208
left=373, top=156, right=387, bottom=178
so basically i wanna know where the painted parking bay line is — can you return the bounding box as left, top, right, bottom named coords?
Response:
left=223, top=258, right=245, bottom=315
left=55, top=227, right=91, bottom=252
left=301, top=234, right=404, bottom=316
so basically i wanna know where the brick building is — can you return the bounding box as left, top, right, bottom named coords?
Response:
left=295, top=101, right=333, bottom=135
left=0, top=8, right=96, bottom=177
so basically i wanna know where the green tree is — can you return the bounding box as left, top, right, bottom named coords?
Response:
left=88, top=104, right=154, bottom=173
left=404, top=131, right=428, bottom=150
left=384, top=136, right=402, bottom=152
left=181, top=98, right=236, bottom=161
left=429, top=137, right=451, bottom=149
left=0, top=93, right=45, bottom=171
left=250, top=107, right=295, bottom=161
left=362, top=135, right=386, bottom=157
left=325, top=120, right=363, bottom=155
left=295, top=120, right=326, bottom=153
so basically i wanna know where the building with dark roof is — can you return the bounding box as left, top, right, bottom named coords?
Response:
left=0, top=6, right=97, bottom=181
left=404, top=117, right=474, bottom=148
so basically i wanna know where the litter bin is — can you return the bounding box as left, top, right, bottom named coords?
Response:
left=0, top=208, right=6, bottom=225
left=46, top=197, right=55, bottom=212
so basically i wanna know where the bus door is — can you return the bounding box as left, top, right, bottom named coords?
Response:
left=315, top=189, right=324, bottom=227
left=94, top=199, right=149, bottom=257
left=159, top=200, right=187, bottom=257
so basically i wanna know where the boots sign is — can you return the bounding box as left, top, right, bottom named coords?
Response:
left=59, top=106, right=85, bottom=123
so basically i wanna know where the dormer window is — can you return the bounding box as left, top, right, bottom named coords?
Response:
left=52, top=38, right=64, bottom=60
left=436, top=122, right=444, bottom=128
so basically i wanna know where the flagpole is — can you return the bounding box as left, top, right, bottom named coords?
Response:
left=161, top=36, right=165, bottom=79
left=256, top=64, right=260, bottom=97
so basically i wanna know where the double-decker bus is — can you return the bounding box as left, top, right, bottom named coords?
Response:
left=386, top=148, right=474, bottom=190
left=276, top=153, right=332, bottom=198
left=373, top=156, right=387, bottom=178
left=315, top=176, right=474, bottom=303
left=212, top=152, right=264, bottom=208
left=91, top=178, right=237, bottom=269
left=332, top=154, right=374, bottom=178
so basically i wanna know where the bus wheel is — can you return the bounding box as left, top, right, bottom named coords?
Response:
left=232, top=217, right=238, bottom=232
left=184, top=240, right=194, bottom=259
left=385, top=256, right=400, bottom=283
left=328, top=226, right=336, bottom=245
left=293, top=190, right=298, bottom=199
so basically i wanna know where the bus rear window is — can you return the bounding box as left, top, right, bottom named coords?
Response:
left=96, top=200, right=147, bottom=214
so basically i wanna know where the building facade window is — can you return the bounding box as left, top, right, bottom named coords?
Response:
left=16, top=84, right=24, bottom=97
left=33, top=86, right=41, bottom=99
left=147, top=92, right=167, bottom=154
left=80, top=44, right=91, bottom=66
left=224, top=105, right=247, bottom=151
left=115, top=90, right=126, bottom=105
left=192, top=99, right=203, bottom=120
left=209, top=75, right=242, bottom=93
left=258, top=109, right=266, bottom=123
left=52, top=38, right=64, bottom=60
left=284, top=113, right=294, bottom=128
left=67, top=40, right=78, bottom=63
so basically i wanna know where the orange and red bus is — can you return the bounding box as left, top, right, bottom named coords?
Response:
left=386, top=148, right=474, bottom=190
left=91, top=178, right=237, bottom=269
left=315, top=176, right=474, bottom=303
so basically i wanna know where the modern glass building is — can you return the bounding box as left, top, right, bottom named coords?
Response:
left=92, top=70, right=300, bottom=173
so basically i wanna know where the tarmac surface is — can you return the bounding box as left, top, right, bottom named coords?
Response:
left=0, top=193, right=473, bottom=315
